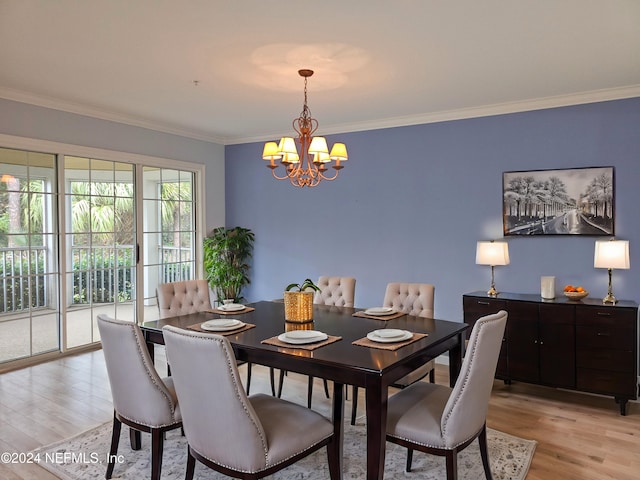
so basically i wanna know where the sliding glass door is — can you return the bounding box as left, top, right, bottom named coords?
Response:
left=0, top=143, right=202, bottom=365
left=63, top=157, right=136, bottom=347
left=0, top=147, right=59, bottom=362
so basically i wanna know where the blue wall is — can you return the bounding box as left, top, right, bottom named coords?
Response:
left=225, top=98, right=640, bottom=322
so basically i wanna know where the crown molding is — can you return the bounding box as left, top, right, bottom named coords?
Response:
left=228, top=85, right=640, bottom=145
left=0, top=86, right=226, bottom=144
left=3, top=84, right=639, bottom=147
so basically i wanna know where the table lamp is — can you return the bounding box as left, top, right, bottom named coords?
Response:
left=476, top=240, right=510, bottom=297
left=594, top=239, right=630, bottom=304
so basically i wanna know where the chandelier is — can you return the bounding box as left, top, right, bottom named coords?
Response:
left=262, top=69, right=348, bottom=188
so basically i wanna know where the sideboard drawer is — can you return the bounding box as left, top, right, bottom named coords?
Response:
left=576, top=325, right=635, bottom=350
left=576, top=348, right=635, bottom=372
left=577, top=368, right=636, bottom=397
left=576, top=306, right=636, bottom=328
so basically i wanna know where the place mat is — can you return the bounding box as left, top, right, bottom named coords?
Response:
left=187, top=322, right=256, bottom=335
left=352, top=332, right=428, bottom=351
left=261, top=335, right=342, bottom=351
left=208, top=306, right=256, bottom=315
left=352, top=310, right=406, bottom=321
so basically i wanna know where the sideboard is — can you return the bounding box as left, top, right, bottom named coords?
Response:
left=463, top=291, right=638, bottom=415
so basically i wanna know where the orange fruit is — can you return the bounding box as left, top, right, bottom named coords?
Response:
left=564, top=285, right=573, bottom=292
left=576, top=286, right=584, bottom=292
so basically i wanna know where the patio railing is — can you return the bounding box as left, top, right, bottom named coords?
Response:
left=0, top=246, right=47, bottom=312
left=1, top=245, right=193, bottom=313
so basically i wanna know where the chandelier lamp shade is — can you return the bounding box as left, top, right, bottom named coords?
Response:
left=262, top=69, right=348, bottom=187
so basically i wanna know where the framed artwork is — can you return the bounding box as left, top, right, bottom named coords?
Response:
left=503, top=166, right=614, bottom=236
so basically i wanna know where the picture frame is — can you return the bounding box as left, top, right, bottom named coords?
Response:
left=503, top=166, right=614, bottom=236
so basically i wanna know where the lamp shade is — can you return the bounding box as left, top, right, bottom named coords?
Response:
left=308, top=136, right=329, bottom=155
left=278, top=137, right=298, bottom=156
left=262, top=142, right=282, bottom=161
left=594, top=240, right=630, bottom=269
left=329, top=142, right=348, bottom=161
left=476, top=241, right=510, bottom=266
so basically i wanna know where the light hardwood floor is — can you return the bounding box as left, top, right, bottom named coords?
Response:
left=0, top=350, right=638, bottom=480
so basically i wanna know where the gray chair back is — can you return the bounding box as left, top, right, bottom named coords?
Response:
left=97, top=315, right=179, bottom=427
left=314, top=276, right=356, bottom=307
left=441, top=310, right=507, bottom=446
left=162, top=326, right=269, bottom=472
left=156, top=279, right=211, bottom=318
left=383, top=282, right=434, bottom=317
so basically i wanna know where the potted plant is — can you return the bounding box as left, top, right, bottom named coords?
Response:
left=284, top=278, right=320, bottom=322
left=203, top=226, right=255, bottom=304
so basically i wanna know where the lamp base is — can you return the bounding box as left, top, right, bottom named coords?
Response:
left=602, top=293, right=618, bottom=304
left=487, top=286, right=499, bottom=297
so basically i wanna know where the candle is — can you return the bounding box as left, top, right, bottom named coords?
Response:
left=541, top=276, right=556, bottom=299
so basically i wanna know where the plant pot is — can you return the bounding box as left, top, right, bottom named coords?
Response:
left=283, top=291, right=314, bottom=322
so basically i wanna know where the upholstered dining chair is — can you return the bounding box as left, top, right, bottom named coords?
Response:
left=156, top=279, right=212, bottom=318
left=156, top=279, right=267, bottom=395
left=351, top=282, right=435, bottom=425
left=97, top=315, right=183, bottom=480
left=385, top=310, right=507, bottom=480
left=162, top=325, right=340, bottom=480
left=278, top=276, right=356, bottom=408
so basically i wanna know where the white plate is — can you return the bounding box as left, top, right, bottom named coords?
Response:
left=278, top=332, right=328, bottom=345
left=285, top=330, right=326, bottom=340
left=201, top=319, right=245, bottom=331
left=219, top=303, right=245, bottom=311
left=366, top=330, right=413, bottom=343
left=371, top=328, right=405, bottom=339
left=364, top=307, right=395, bottom=316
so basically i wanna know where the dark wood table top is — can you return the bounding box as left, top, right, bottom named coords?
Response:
left=142, top=300, right=468, bottom=387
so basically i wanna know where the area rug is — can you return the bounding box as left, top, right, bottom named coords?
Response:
left=33, top=420, right=535, bottom=480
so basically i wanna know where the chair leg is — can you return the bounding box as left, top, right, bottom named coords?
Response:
left=185, top=447, right=197, bottom=480
left=429, top=367, right=435, bottom=383
left=307, top=376, right=314, bottom=408
left=350, top=386, right=358, bottom=425
left=478, top=424, right=493, bottom=480
left=130, top=428, right=142, bottom=451
left=246, top=362, right=252, bottom=394
left=323, top=378, right=330, bottom=398
left=277, top=370, right=285, bottom=398
left=269, top=367, right=276, bottom=396
left=405, top=448, right=413, bottom=472
left=150, top=428, right=164, bottom=480
left=106, top=413, right=121, bottom=479
left=445, top=450, right=458, bottom=480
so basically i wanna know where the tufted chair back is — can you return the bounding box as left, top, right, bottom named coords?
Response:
left=314, top=276, right=356, bottom=307
left=383, top=282, right=435, bottom=318
left=162, top=326, right=336, bottom=476
left=97, top=315, right=180, bottom=428
left=441, top=310, right=507, bottom=446
left=156, top=279, right=212, bottom=318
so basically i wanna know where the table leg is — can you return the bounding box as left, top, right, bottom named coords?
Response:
left=328, top=382, right=344, bottom=480
left=448, top=332, right=464, bottom=387
left=145, top=340, right=155, bottom=360
left=365, top=379, right=387, bottom=480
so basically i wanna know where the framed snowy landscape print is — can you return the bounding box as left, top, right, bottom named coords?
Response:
left=503, top=166, right=614, bottom=236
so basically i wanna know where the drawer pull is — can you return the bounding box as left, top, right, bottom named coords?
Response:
left=477, top=301, right=490, bottom=305
left=596, top=332, right=610, bottom=337
left=596, top=312, right=612, bottom=316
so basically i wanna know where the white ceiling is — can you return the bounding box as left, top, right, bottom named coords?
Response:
left=1, top=0, right=639, bottom=145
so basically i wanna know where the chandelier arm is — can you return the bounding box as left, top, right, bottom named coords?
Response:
left=270, top=168, right=292, bottom=181
left=316, top=168, right=340, bottom=181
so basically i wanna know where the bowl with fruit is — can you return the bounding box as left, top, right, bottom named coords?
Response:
left=563, top=285, right=588, bottom=300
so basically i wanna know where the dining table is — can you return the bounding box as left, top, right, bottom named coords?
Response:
left=141, top=300, right=468, bottom=480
